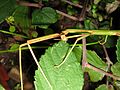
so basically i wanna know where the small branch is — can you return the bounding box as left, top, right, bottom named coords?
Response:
left=61, top=0, right=89, bottom=11
left=82, top=37, right=87, bottom=69
left=56, top=10, right=79, bottom=21
left=86, top=63, right=120, bottom=81
left=102, top=45, right=113, bottom=65
left=16, top=0, right=43, bottom=8
left=102, top=45, right=113, bottom=85
left=79, top=0, right=89, bottom=21
left=61, top=0, right=83, bottom=8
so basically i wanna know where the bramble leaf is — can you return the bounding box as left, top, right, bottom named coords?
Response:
left=86, top=50, right=107, bottom=82
left=32, top=7, right=58, bottom=25
left=34, top=41, right=84, bottom=90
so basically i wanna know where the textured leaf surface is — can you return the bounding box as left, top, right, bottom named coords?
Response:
left=86, top=50, right=107, bottom=82
left=34, top=41, right=84, bottom=90
left=32, top=7, right=58, bottom=25
left=0, top=0, right=16, bottom=22
left=116, top=38, right=120, bottom=62
left=111, top=62, right=120, bottom=77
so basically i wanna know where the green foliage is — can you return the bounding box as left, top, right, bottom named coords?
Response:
left=0, top=0, right=16, bottom=23
left=10, top=43, right=19, bottom=50
left=111, top=62, right=120, bottom=77
left=9, top=26, right=16, bottom=32
left=32, top=7, right=58, bottom=25
left=96, top=84, right=108, bottom=90
left=86, top=50, right=107, bottom=82
left=96, top=84, right=114, bottom=90
left=34, top=41, right=84, bottom=90
left=1, top=0, right=120, bottom=90
left=13, top=6, right=31, bottom=35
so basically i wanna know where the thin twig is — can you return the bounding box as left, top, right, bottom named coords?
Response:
left=79, top=0, right=89, bottom=21
left=61, top=0, right=83, bottom=8
left=86, top=63, right=120, bottom=80
left=56, top=10, right=78, bottom=21
left=16, top=0, right=43, bottom=8
left=102, top=45, right=113, bottom=65
left=61, top=0, right=89, bottom=11
left=82, top=37, right=87, bottom=69
left=102, top=44, right=112, bottom=86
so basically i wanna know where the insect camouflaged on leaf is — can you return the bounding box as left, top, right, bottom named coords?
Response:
left=19, top=29, right=120, bottom=90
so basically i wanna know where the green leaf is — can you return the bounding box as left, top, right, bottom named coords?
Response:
left=73, top=46, right=82, bottom=62
left=95, top=84, right=108, bottom=90
left=96, top=84, right=114, bottom=90
left=0, top=0, right=16, bottom=23
left=111, top=62, right=120, bottom=77
left=116, top=38, right=120, bottom=62
left=87, top=51, right=107, bottom=68
left=32, top=7, right=58, bottom=25
left=105, top=36, right=117, bottom=48
left=13, top=6, right=31, bottom=35
left=10, top=43, right=19, bottom=50
left=86, top=50, right=107, bottom=82
left=34, top=41, right=84, bottom=90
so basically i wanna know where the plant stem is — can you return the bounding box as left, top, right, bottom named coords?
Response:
left=86, top=63, right=120, bottom=80
left=56, top=10, right=78, bottom=21
left=0, top=30, right=28, bottom=38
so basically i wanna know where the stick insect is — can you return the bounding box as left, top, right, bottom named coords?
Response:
left=19, top=29, right=120, bottom=90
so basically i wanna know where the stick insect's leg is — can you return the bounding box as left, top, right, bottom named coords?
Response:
left=19, top=45, right=24, bottom=90
left=27, top=42, right=52, bottom=90
left=55, top=34, right=90, bottom=68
